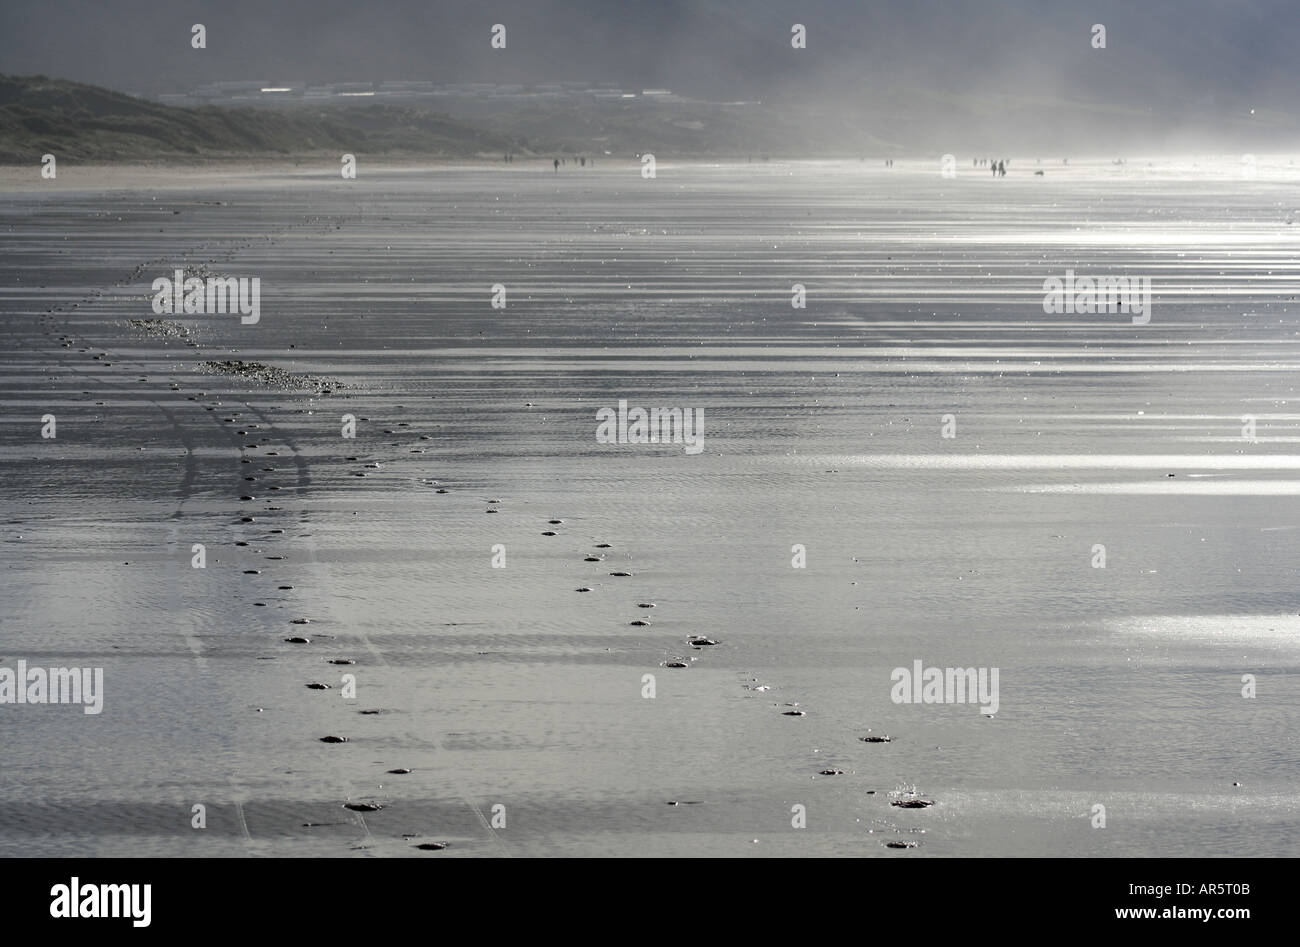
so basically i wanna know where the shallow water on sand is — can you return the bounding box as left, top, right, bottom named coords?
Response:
left=1, top=160, right=1298, bottom=856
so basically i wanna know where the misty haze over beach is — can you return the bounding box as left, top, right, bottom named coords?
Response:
left=5, top=0, right=1300, bottom=156
left=1, top=0, right=1298, bottom=873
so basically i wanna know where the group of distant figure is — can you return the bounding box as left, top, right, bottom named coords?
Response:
left=501, top=154, right=597, bottom=171
left=874, top=156, right=1078, bottom=177
left=974, top=157, right=1008, bottom=176
left=878, top=156, right=1008, bottom=174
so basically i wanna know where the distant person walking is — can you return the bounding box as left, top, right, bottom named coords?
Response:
left=554, top=158, right=559, bottom=172
left=998, top=160, right=1006, bottom=177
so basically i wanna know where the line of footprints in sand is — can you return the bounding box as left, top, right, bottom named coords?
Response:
left=38, top=303, right=456, bottom=851
left=561, top=466, right=933, bottom=848
left=243, top=413, right=457, bottom=852
left=739, top=665, right=932, bottom=849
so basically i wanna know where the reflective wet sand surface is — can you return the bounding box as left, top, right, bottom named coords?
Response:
left=2, top=159, right=1298, bottom=856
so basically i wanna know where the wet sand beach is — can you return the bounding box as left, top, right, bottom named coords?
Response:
left=1, top=158, right=1298, bottom=856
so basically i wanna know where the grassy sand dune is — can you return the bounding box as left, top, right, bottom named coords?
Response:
left=0, top=74, right=525, bottom=163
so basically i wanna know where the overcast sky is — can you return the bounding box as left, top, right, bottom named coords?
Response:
left=0, top=0, right=1292, bottom=116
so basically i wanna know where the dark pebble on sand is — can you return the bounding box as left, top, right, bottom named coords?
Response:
left=630, top=619, right=651, bottom=626
left=638, top=603, right=655, bottom=608
left=320, top=735, right=349, bottom=744
left=291, top=618, right=311, bottom=624
left=549, top=519, right=563, bottom=524
left=595, top=543, right=612, bottom=548
left=891, top=799, right=934, bottom=809
left=819, top=769, right=845, bottom=776
left=576, top=587, right=592, bottom=592
left=689, top=637, right=717, bottom=646
left=284, top=636, right=310, bottom=644
left=328, top=659, right=355, bottom=665
left=414, top=842, right=447, bottom=850
left=584, top=556, right=601, bottom=562
left=305, top=682, right=330, bottom=690
left=663, top=661, right=689, bottom=669
left=343, top=801, right=382, bottom=811
left=609, top=571, right=632, bottom=577
left=885, top=840, right=919, bottom=849
left=783, top=710, right=806, bottom=716
left=541, top=530, right=555, bottom=535
left=244, top=570, right=261, bottom=574
left=387, top=768, right=411, bottom=774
